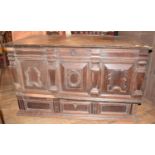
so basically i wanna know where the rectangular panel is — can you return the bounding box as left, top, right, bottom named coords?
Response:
left=60, top=99, right=90, bottom=114
left=20, top=60, right=48, bottom=90
left=27, top=102, right=50, bottom=109
left=8, top=52, right=23, bottom=90
left=132, top=60, right=147, bottom=97
left=102, top=105, right=126, bottom=112
left=48, top=61, right=59, bottom=92
left=60, top=62, right=89, bottom=92
left=133, top=72, right=145, bottom=96
left=89, top=102, right=132, bottom=115
left=100, top=103, right=132, bottom=114
left=90, top=62, right=101, bottom=95
left=17, top=95, right=53, bottom=111
left=102, top=63, right=134, bottom=95
left=49, top=69, right=56, bottom=86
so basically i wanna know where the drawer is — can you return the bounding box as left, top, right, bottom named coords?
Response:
left=17, top=96, right=53, bottom=111
left=53, top=99, right=91, bottom=114
left=100, top=103, right=132, bottom=115
left=27, top=101, right=50, bottom=110
left=26, top=100, right=52, bottom=111
left=90, top=102, right=132, bottom=115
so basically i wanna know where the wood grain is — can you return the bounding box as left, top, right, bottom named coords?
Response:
left=5, top=35, right=151, bottom=119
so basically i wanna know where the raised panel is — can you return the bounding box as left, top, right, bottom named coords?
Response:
left=27, top=102, right=50, bottom=109
left=90, top=102, right=131, bottom=114
left=102, top=105, right=126, bottom=113
left=48, top=61, right=59, bottom=92
left=100, top=103, right=132, bottom=114
left=132, top=60, right=147, bottom=97
left=90, top=63, right=101, bottom=95
left=60, top=62, right=88, bottom=92
left=102, top=63, right=134, bottom=95
left=8, top=52, right=22, bottom=90
left=17, top=96, right=53, bottom=111
left=133, top=73, right=145, bottom=96
left=21, top=60, right=48, bottom=90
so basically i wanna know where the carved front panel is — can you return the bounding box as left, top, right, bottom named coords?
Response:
left=103, top=63, right=134, bottom=94
left=21, top=60, right=48, bottom=90
left=60, top=62, right=88, bottom=92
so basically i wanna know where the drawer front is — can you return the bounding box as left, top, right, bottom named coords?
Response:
left=26, top=102, right=50, bottom=110
left=17, top=96, right=53, bottom=111
left=90, top=102, right=132, bottom=115
left=100, top=103, right=132, bottom=114
left=61, top=99, right=90, bottom=114
left=26, top=101, right=52, bottom=111
left=53, top=99, right=91, bottom=114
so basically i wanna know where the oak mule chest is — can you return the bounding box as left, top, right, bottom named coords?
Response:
left=6, top=35, right=151, bottom=119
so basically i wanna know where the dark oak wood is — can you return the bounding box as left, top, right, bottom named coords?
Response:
left=6, top=35, right=151, bottom=119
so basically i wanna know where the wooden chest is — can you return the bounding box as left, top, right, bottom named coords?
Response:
left=6, top=35, right=151, bottom=119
